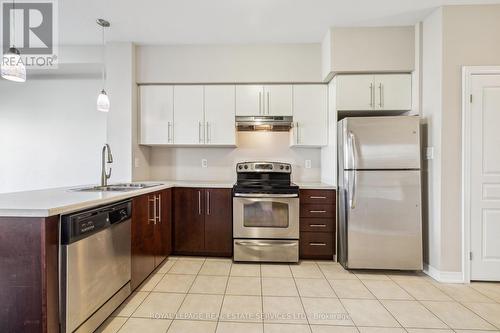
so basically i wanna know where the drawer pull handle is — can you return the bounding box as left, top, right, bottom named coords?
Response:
left=310, top=224, right=326, bottom=227
left=309, top=242, right=327, bottom=246
left=310, top=196, right=327, bottom=199
left=310, top=210, right=326, bottom=213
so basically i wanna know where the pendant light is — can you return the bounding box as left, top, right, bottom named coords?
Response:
left=96, top=19, right=110, bottom=112
left=1, top=0, right=26, bottom=82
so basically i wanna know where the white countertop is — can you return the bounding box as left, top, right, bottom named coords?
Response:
left=0, top=180, right=334, bottom=218
left=294, top=182, right=336, bottom=190
left=0, top=180, right=233, bottom=218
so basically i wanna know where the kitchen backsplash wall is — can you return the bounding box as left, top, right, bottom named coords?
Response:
left=149, top=132, right=321, bottom=182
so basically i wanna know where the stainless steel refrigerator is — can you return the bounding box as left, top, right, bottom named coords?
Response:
left=337, top=116, right=423, bottom=270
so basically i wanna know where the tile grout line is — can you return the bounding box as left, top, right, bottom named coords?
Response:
left=291, top=261, right=313, bottom=333
left=214, top=260, right=232, bottom=333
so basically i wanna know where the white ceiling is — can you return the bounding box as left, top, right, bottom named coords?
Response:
left=59, top=0, right=500, bottom=45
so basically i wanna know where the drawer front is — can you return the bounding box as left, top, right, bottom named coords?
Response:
left=300, top=204, right=335, bottom=218
left=300, top=232, right=334, bottom=259
left=300, top=217, right=334, bottom=232
left=300, top=190, right=336, bottom=204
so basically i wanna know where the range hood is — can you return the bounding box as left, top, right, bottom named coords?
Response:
left=236, top=116, right=293, bottom=132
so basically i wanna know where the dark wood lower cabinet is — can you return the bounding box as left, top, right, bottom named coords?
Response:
left=174, top=187, right=232, bottom=257
left=299, top=189, right=336, bottom=260
left=204, top=188, right=233, bottom=256
left=132, top=189, right=172, bottom=290
left=0, top=216, right=59, bottom=333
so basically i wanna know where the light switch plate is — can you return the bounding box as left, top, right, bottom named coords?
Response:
left=201, top=159, right=208, bottom=168
left=134, top=157, right=140, bottom=168
left=425, top=147, right=434, bottom=160
left=305, top=160, right=312, bottom=169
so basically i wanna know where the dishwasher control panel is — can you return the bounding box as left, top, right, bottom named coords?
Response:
left=61, top=200, right=132, bottom=245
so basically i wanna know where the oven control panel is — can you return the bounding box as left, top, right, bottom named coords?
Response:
left=236, top=162, right=291, bottom=173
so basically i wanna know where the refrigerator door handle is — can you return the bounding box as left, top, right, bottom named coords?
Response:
left=349, top=131, right=357, bottom=209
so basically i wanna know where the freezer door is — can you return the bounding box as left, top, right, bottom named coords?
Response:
left=341, top=116, right=421, bottom=170
left=346, top=170, right=423, bottom=270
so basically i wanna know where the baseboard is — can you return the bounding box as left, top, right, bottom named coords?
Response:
left=424, top=263, right=464, bottom=283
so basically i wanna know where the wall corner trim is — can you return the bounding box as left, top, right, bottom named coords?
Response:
left=423, top=263, right=464, bottom=283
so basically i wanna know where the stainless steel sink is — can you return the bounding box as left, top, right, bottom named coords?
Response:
left=72, top=183, right=162, bottom=192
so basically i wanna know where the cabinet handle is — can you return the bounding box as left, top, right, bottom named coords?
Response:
left=296, top=122, right=300, bottom=144
left=379, top=83, right=384, bottom=108
left=310, top=196, right=327, bottom=199
left=309, top=242, right=327, bottom=246
left=259, top=92, right=262, bottom=115
left=206, top=191, right=210, bottom=215
left=206, top=122, right=210, bottom=143
left=148, top=196, right=156, bottom=224
left=309, top=224, right=327, bottom=228
left=167, top=122, right=172, bottom=143
left=157, top=194, right=161, bottom=223
left=369, top=83, right=373, bottom=108
left=310, top=210, right=326, bottom=213
left=267, top=91, right=270, bottom=115
left=198, top=191, right=202, bottom=215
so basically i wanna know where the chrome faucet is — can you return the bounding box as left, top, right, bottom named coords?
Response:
left=101, top=144, right=113, bottom=187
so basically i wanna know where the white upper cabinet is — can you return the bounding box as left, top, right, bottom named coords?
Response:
left=336, top=74, right=412, bottom=111
left=235, top=85, right=263, bottom=116
left=204, top=85, right=236, bottom=145
left=235, top=85, right=293, bottom=116
left=263, top=85, right=293, bottom=116
left=374, top=74, right=412, bottom=111
left=139, top=85, right=173, bottom=145
left=291, top=85, right=328, bottom=147
left=336, top=75, right=374, bottom=111
left=173, top=86, right=204, bottom=145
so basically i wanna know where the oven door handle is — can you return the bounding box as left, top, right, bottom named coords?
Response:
left=234, top=193, right=298, bottom=198
left=235, top=241, right=297, bottom=247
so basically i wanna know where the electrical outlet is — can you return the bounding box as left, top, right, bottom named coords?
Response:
left=134, top=157, right=140, bottom=168
left=425, top=147, right=434, bottom=160
left=305, top=160, right=312, bottom=169
left=201, top=159, right=208, bottom=168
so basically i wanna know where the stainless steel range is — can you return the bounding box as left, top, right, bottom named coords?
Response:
left=233, top=161, right=299, bottom=262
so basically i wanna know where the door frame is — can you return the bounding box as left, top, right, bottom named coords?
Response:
left=461, top=66, right=500, bottom=283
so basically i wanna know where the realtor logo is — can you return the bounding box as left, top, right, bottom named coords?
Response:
left=1, top=0, right=58, bottom=68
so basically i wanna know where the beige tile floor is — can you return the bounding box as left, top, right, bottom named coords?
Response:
left=96, top=256, right=500, bottom=333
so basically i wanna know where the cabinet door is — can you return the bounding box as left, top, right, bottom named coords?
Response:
left=235, top=85, right=264, bottom=116
left=264, top=85, right=293, bottom=116
left=131, top=194, right=155, bottom=290
left=173, top=188, right=205, bottom=253
left=139, top=85, right=173, bottom=144
left=292, top=85, right=328, bottom=146
left=204, top=85, right=236, bottom=145
left=374, top=74, right=412, bottom=111
left=204, top=188, right=233, bottom=256
left=154, top=189, right=172, bottom=267
left=173, top=85, right=205, bottom=144
left=336, top=75, right=374, bottom=111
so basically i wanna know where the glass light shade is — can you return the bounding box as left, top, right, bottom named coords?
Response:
left=97, top=89, right=110, bottom=112
left=1, top=47, right=26, bottom=82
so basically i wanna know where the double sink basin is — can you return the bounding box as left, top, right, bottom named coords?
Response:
left=73, top=183, right=162, bottom=192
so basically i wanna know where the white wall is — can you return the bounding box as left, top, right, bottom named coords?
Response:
left=421, top=7, right=443, bottom=271
left=149, top=132, right=321, bottom=183
left=136, top=44, right=322, bottom=83
left=0, top=78, right=106, bottom=193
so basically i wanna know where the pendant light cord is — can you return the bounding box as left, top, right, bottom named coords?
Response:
left=101, top=25, right=106, bottom=90
left=12, top=0, right=16, bottom=48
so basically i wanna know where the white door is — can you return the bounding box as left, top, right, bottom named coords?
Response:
left=139, top=85, right=174, bottom=145
left=336, top=75, right=375, bottom=111
left=470, top=74, right=500, bottom=281
left=291, top=84, right=328, bottom=146
left=173, top=85, right=205, bottom=145
left=235, top=85, right=264, bottom=116
left=204, top=85, right=236, bottom=145
left=263, top=85, right=293, bottom=116
left=374, top=74, right=412, bottom=111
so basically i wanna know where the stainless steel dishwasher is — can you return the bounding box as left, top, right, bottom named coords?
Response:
left=60, top=200, right=132, bottom=333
